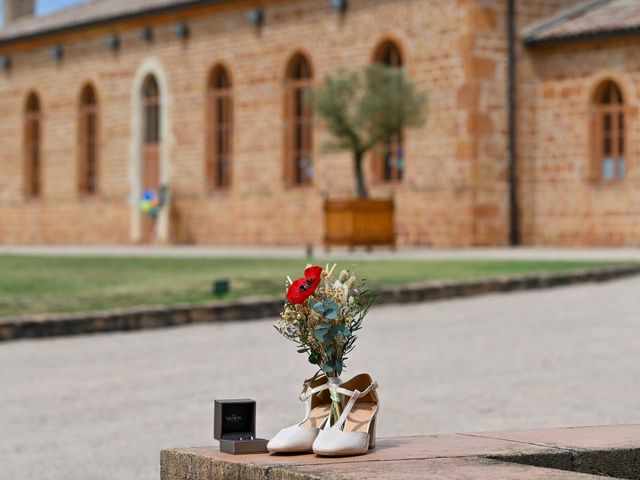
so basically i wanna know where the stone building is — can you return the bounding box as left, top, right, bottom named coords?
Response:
left=0, top=0, right=637, bottom=246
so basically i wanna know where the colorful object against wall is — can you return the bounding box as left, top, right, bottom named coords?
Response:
left=140, top=189, right=161, bottom=218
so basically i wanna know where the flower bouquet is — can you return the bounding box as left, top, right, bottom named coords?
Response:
left=274, top=263, right=376, bottom=425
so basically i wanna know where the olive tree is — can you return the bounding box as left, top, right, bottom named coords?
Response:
left=308, top=64, right=427, bottom=198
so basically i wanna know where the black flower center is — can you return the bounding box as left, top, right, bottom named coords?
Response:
left=298, top=278, right=314, bottom=292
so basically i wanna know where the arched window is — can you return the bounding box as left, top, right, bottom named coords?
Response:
left=374, top=40, right=403, bottom=68
left=142, top=75, right=160, bottom=146
left=207, top=65, right=232, bottom=191
left=78, top=84, right=98, bottom=194
left=592, top=80, right=625, bottom=182
left=373, top=39, right=404, bottom=183
left=24, top=92, right=41, bottom=198
left=284, top=53, right=313, bottom=186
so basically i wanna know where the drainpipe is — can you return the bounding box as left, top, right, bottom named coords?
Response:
left=507, top=0, right=520, bottom=245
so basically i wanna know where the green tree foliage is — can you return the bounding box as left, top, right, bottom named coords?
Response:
left=308, top=64, right=427, bottom=198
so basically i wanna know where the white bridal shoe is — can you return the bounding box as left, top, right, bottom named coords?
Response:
left=267, top=374, right=331, bottom=453
left=312, top=373, right=379, bottom=456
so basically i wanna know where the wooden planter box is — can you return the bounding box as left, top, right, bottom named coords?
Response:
left=324, top=198, right=395, bottom=249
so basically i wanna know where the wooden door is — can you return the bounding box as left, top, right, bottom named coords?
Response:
left=142, top=144, right=159, bottom=242
left=141, top=76, right=160, bottom=243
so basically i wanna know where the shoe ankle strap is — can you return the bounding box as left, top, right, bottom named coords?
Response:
left=299, top=382, right=329, bottom=402
left=299, top=372, right=330, bottom=401
left=334, top=380, right=378, bottom=399
left=298, top=376, right=330, bottom=425
left=332, top=380, right=379, bottom=431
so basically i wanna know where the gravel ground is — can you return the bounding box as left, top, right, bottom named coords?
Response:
left=1, top=276, right=640, bottom=479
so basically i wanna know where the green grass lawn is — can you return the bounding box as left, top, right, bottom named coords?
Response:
left=0, top=256, right=623, bottom=318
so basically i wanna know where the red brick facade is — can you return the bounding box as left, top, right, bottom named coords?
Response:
left=0, top=0, right=637, bottom=246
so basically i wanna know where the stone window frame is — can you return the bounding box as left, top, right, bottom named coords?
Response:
left=371, top=37, right=406, bottom=185
left=130, top=59, right=171, bottom=244
left=590, top=79, right=627, bottom=184
left=206, top=63, right=233, bottom=193
left=23, top=91, right=42, bottom=199
left=78, top=82, right=99, bottom=196
left=283, top=51, right=314, bottom=188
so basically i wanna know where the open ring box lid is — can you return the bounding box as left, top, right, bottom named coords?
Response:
left=214, top=399, right=268, bottom=454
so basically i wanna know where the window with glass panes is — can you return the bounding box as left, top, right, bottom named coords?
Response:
left=24, top=92, right=41, bottom=198
left=207, top=65, right=232, bottom=191
left=373, top=40, right=404, bottom=183
left=592, top=80, right=625, bottom=182
left=78, top=84, right=98, bottom=194
left=143, top=76, right=160, bottom=145
left=284, top=53, right=313, bottom=186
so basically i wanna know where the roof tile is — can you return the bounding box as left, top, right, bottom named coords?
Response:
left=523, top=0, right=640, bottom=46
left=0, top=0, right=224, bottom=44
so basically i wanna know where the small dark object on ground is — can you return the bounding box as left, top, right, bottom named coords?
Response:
left=212, top=279, right=230, bottom=296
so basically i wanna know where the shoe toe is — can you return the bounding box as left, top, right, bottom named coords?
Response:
left=268, top=425, right=319, bottom=453
left=313, top=428, right=369, bottom=456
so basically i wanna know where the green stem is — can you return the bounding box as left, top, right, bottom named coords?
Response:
left=328, top=380, right=342, bottom=428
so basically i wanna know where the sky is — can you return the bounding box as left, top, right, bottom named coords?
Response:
left=0, top=0, right=92, bottom=26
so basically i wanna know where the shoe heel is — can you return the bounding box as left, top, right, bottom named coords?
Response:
left=368, top=416, right=377, bottom=450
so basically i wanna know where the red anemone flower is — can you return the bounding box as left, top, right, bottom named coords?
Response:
left=287, top=266, right=323, bottom=304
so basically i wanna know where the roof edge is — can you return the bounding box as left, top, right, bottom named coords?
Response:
left=0, top=0, right=229, bottom=47
left=521, top=0, right=612, bottom=42
left=523, top=25, right=640, bottom=47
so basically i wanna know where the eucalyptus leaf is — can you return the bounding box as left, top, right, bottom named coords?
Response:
left=321, top=299, right=339, bottom=320
left=323, top=306, right=338, bottom=320
left=338, top=325, right=352, bottom=337
left=313, top=328, right=328, bottom=342
left=312, top=301, right=325, bottom=314
left=323, top=298, right=339, bottom=310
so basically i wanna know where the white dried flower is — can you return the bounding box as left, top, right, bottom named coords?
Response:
left=338, top=270, right=349, bottom=283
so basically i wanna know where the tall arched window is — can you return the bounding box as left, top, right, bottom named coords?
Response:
left=24, top=92, right=41, bottom=198
left=373, top=39, right=404, bottom=183
left=592, top=80, right=625, bottom=182
left=143, top=75, right=160, bottom=146
left=141, top=74, right=161, bottom=242
left=207, top=65, right=232, bottom=191
left=284, top=53, right=313, bottom=186
left=78, top=84, right=98, bottom=194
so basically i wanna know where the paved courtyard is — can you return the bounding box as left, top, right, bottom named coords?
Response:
left=2, top=276, right=640, bottom=479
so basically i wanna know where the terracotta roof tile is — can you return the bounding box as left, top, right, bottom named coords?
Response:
left=523, top=0, right=640, bottom=46
left=0, top=0, right=226, bottom=44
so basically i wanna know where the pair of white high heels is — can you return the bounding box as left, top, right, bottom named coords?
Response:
left=267, top=373, right=379, bottom=457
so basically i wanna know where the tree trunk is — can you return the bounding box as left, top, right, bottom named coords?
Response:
left=354, top=150, right=368, bottom=198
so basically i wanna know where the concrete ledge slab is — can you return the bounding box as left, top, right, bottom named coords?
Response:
left=161, top=425, right=640, bottom=479
left=469, top=424, right=640, bottom=451
left=275, top=458, right=605, bottom=480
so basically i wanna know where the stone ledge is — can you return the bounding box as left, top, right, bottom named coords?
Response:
left=1, top=264, right=638, bottom=342
left=160, top=424, right=640, bottom=479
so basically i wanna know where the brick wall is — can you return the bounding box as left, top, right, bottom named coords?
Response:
left=0, top=0, right=495, bottom=246
left=2, top=0, right=619, bottom=248
left=519, top=36, right=640, bottom=246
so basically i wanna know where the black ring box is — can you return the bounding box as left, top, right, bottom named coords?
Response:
left=214, top=399, right=268, bottom=454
